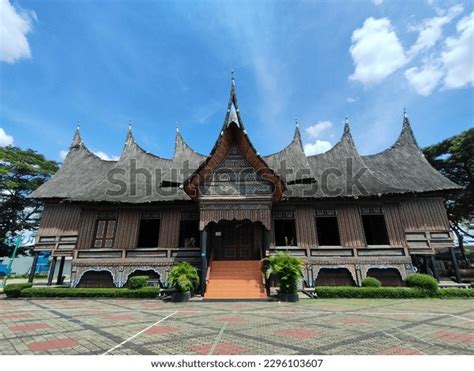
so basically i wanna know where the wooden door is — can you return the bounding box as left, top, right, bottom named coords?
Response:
left=220, top=222, right=255, bottom=260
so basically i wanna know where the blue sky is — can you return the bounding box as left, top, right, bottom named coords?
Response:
left=0, top=0, right=472, bottom=162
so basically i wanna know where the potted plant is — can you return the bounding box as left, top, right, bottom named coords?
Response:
left=266, top=252, right=303, bottom=302
left=167, top=262, right=199, bottom=302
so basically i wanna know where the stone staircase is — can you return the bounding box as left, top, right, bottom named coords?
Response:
left=205, top=260, right=267, bottom=299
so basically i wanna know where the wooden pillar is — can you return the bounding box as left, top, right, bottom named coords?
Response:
left=47, top=256, right=57, bottom=286
left=262, top=228, right=270, bottom=259
left=430, top=255, right=439, bottom=281
left=200, top=229, right=208, bottom=296
left=449, top=246, right=462, bottom=283
left=56, top=257, right=66, bottom=285
left=28, top=252, right=39, bottom=283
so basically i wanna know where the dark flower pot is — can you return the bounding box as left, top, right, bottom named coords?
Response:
left=280, top=293, right=299, bottom=302
left=171, top=291, right=191, bottom=302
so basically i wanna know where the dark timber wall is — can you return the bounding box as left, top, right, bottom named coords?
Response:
left=38, top=204, right=81, bottom=237
left=400, top=198, right=449, bottom=231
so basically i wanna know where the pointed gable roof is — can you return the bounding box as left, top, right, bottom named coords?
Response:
left=30, top=126, right=117, bottom=200
left=263, top=124, right=313, bottom=182
left=184, top=78, right=285, bottom=202
left=361, top=114, right=462, bottom=194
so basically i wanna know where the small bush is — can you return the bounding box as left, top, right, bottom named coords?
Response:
left=4, top=283, right=33, bottom=298
left=266, top=252, right=304, bottom=294
left=128, top=275, right=149, bottom=290
left=315, top=286, right=431, bottom=299
left=471, top=282, right=474, bottom=288
left=167, top=262, right=199, bottom=293
left=20, top=287, right=160, bottom=298
left=405, top=273, right=438, bottom=292
left=361, top=277, right=381, bottom=287
left=437, top=288, right=474, bottom=298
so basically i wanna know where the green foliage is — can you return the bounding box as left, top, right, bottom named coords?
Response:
left=315, top=286, right=432, bottom=299
left=4, top=282, right=33, bottom=297
left=436, top=288, right=474, bottom=298
left=9, top=273, right=48, bottom=279
left=0, top=146, right=58, bottom=256
left=361, top=277, right=382, bottom=287
left=266, top=252, right=304, bottom=294
left=167, top=262, right=199, bottom=293
left=20, top=287, right=160, bottom=298
left=423, top=129, right=474, bottom=264
left=405, top=273, right=438, bottom=292
left=128, top=275, right=149, bottom=290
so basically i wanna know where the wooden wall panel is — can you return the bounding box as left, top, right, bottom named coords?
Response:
left=158, top=208, right=180, bottom=249
left=115, top=209, right=140, bottom=249
left=337, top=204, right=366, bottom=247
left=76, top=208, right=97, bottom=250
left=383, top=203, right=405, bottom=246
left=38, top=204, right=81, bottom=236
left=295, top=206, right=317, bottom=247
left=400, top=198, right=449, bottom=231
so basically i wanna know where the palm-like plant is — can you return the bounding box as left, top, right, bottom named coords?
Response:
left=167, top=262, right=200, bottom=293
left=266, top=252, right=303, bottom=295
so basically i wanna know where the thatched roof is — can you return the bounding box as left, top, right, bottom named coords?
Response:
left=31, top=85, right=461, bottom=203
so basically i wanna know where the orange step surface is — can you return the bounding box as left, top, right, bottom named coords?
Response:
left=205, top=260, right=267, bottom=299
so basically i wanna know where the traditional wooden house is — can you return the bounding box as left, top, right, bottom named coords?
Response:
left=30, top=79, right=462, bottom=298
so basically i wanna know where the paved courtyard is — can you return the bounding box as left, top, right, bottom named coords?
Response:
left=0, top=298, right=473, bottom=355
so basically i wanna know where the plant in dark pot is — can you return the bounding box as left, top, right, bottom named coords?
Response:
left=167, top=262, right=200, bottom=302
left=266, top=252, right=303, bottom=302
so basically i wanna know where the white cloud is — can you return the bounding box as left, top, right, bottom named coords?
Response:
left=305, top=121, right=332, bottom=139
left=0, top=128, right=14, bottom=146
left=408, top=4, right=464, bottom=58
left=372, top=0, right=383, bottom=5
left=405, top=62, right=443, bottom=96
left=59, top=150, right=68, bottom=161
left=349, top=18, right=408, bottom=85
left=0, top=0, right=36, bottom=63
left=93, top=151, right=119, bottom=161
left=304, top=140, right=332, bottom=156
left=346, top=96, right=359, bottom=103
left=441, top=12, right=474, bottom=89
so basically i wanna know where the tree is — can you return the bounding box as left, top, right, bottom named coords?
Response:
left=423, top=128, right=474, bottom=265
left=0, top=146, right=58, bottom=257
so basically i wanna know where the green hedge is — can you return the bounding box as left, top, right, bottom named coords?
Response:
left=437, top=288, right=474, bottom=298
left=315, top=286, right=432, bottom=298
left=405, top=273, right=438, bottom=292
left=128, top=275, right=149, bottom=290
left=361, top=277, right=381, bottom=287
left=20, top=287, right=160, bottom=298
left=4, top=283, right=33, bottom=298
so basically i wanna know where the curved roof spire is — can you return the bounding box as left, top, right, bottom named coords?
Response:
left=223, top=71, right=245, bottom=129
left=70, top=123, right=82, bottom=149
left=396, top=109, right=419, bottom=148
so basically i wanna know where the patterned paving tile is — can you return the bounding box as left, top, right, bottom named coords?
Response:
left=0, top=298, right=473, bottom=355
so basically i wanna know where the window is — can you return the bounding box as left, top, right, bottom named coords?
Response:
left=94, top=219, right=116, bottom=248
left=316, top=217, right=340, bottom=246
left=179, top=220, right=200, bottom=248
left=274, top=209, right=297, bottom=246
left=361, top=207, right=389, bottom=245
left=137, top=219, right=160, bottom=248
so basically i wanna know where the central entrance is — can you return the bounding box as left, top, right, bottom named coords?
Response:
left=209, top=220, right=262, bottom=260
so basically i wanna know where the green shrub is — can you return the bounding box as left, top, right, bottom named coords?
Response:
left=315, top=286, right=431, bottom=299
left=4, top=283, right=33, bottom=298
left=128, top=275, right=149, bottom=290
left=20, top=287, right=160, bottom=298
left=437, top=288, right=474, bottom=298
left=405, top=273, right=438, bottom=292
left=266, top=252, right=303, bottom=294
left=361, top=277, right=381, bottom=287
left=471, top=282, right=474, bottom=288
left=167, top=262, right=199, bottom=293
